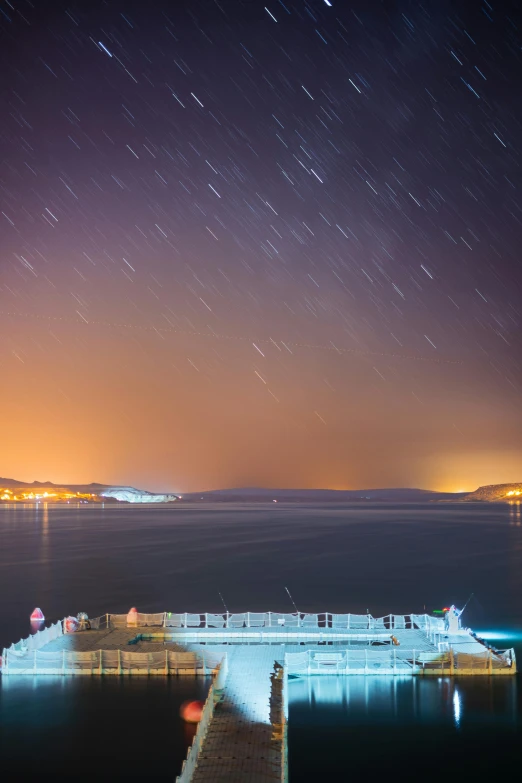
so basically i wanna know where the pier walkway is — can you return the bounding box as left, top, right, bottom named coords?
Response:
left=191, top=646, right=283, bottom=783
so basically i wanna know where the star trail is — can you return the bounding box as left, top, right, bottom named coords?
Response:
left=0, top=0, right=521, bottom=492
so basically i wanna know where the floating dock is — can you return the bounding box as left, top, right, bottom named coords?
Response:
left=1, top=611, right=515, bottom=782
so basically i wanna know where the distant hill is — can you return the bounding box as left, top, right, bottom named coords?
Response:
left=180, top=487, right=463, bottom=503
left=0, top=479, right=177, bottom=504
left=461, top=483, right=522, bottom=502
left=0, top=478, right=109, bottom=491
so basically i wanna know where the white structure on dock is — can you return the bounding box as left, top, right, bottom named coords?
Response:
left=1, top=610, right=516, bottom=782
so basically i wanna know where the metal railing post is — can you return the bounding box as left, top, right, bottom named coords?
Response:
left=62, top=649, right=65, bottom=676
left=165, top=649, right=169, bottom=675
left=117, top=649, right=122, bottom=675
left=184, top=612, right=188, bottom=629
left=99, top=649, right=103, bottom=675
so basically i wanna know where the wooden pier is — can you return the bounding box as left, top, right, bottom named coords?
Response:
left=1, top=611, right=516, bottom=782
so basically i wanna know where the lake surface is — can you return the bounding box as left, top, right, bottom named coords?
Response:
left=1, top=502, right=521, bottom=779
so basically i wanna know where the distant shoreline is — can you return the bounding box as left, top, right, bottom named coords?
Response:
left=1, top=478, right=520, bottom=504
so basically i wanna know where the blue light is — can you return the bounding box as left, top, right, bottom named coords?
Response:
left=475, top=630, right=522, bottom=641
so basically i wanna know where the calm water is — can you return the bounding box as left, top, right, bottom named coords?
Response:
left=1, top=502, right=521, bottom=780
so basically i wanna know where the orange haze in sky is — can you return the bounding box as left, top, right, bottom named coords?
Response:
left=1, top=315, right=520, bottom=493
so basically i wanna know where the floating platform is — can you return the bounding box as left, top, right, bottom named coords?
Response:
left=1, top=611, right=515, bottom=782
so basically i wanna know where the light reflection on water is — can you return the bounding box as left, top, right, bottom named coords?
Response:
left=289, top=675, right=518, bottom=726
left=289, top=675, right=520, bottom=780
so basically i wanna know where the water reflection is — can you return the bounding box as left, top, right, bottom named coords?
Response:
left=0, top=676, right=210, bottom=779
left=289, top=675, right=518, bottom=726
left=453, top=687, right=461, bottom=727
left=289, top=675, right=520, bottom=780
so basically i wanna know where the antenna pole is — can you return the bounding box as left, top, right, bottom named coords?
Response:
left=459, top=592, right=474, bottom=618
left=218, top=591, right=229, bottom=614
left=285, top=586, right=299, bottom=615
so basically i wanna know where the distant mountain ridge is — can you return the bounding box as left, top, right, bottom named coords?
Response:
left=180, top=486, right=460, bottom=502
left=0, top=478, right=108, bottom=490
left=1, top=478, right=519, bottom=503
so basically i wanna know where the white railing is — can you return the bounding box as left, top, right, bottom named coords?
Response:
left=268, top=663, right=287, bottom=783
left=282, top=666, right=289, bottom=782
left=2, top=647, right=225, bottom=676
left=285, top=646, right=517, bottom=675
left=86, top=615, right=110, bottom=630
left=107, top=611, right=437, bottom=631
left=176, top=655, right=229, bottom=783
left=1, top=620, right=63, bottom=672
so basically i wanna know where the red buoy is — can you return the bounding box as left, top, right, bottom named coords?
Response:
left=180, top=700, right=204, bottom=724
left=30, top=607, right=45, bottom=621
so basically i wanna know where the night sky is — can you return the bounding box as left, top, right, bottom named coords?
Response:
left=1, top=0, right=521, bottom=492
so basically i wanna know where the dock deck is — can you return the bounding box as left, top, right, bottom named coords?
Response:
left=191, top=646, right=283, bottom=783
left=1, top=611, right=516, bottom=782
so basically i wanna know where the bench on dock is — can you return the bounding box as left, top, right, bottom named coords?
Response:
left=313, top=653, right=345, bottom=664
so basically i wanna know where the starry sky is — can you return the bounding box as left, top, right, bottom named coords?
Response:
left=0, top=0, right=521, bottom=493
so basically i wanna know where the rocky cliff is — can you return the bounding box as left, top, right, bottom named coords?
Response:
left=461, top=483, right=522, bottom=502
